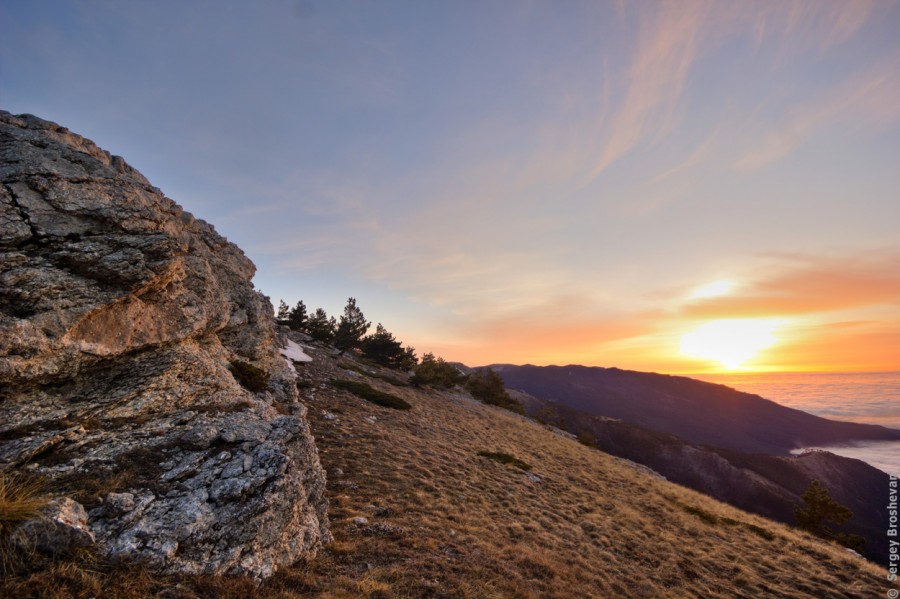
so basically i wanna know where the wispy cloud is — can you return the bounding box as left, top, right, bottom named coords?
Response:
left=683, top=251, right=900, bottom=318
left=736, top=52, right=900, bottom=170
left=590, top=1, right=713, bottom=178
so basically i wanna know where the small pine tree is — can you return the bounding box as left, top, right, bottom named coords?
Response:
left=399, top=346, right=418, bottom=372
left=466, top=367, right=524, bottom=415
left=795, top=480, right=864, bottom=551
left=360, top=323, right=406, bottom=368
left=411, top=353, right=464, bottom=388
left=306, top=308, right=335, bottom=342
left=535, top=405, right=562, bottom=427
left=334, top=297, right=370, bottom=353
left=276, top=300, right=291, bottom=324
left=288, top=300, right=307, bottom=332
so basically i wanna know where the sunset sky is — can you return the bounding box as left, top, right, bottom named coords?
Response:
left=2, top=1, right=899, bottom=373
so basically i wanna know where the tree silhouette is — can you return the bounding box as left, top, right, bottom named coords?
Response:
left=276, top=300, right=290, bottom=324
left=795, top=480, right=864, bottom=551
left=411, top=353, right=464, bottom=388
left=466, top=367, right=524, bottom=414
left=334, top=297, right=370, bottom=353
left=361, top=323, right=406, bottom=368
left=287, top=300, right=307, bottom=332
left=306, top=308, right=336, bottom=342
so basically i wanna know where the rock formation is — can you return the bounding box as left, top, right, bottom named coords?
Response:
left=0, top=111, right=329, bottom=578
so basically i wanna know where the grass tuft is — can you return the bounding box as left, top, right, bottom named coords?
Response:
left=0, top=472, right=49, bottom=575
left=330, top=379, right=411, bottom=410
left=0, top=473, right=47, bottom=537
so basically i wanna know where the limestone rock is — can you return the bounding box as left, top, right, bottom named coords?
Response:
left=15, top=497, right=95, bottom=555
left=0, top=111, right=329, bottom=578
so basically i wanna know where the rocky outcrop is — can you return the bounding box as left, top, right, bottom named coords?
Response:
left=0, top=111, right=329, bottom=578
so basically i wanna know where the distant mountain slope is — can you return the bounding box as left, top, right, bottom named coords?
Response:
left=510, top=390, right=893, bottom=564
left=492, top=364, right=900, bottom=454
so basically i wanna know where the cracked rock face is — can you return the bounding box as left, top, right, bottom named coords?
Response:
left=0, top=111, right=329, bottom=578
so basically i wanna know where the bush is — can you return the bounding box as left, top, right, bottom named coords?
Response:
left=229, top=360, right=269, bottom=393
left=339, top=362, right=409, bottom=387
left=466, top=368, right=524, bottom=415
left=477, top=451, right=531, bottom=471
left=330, top=379, right=411, bottom=410
left=411, top=353, right=464, bottom=388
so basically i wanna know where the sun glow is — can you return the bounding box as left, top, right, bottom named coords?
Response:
left=679, top=319, right=783, bottom=370
left=690, top=279, right=734, bottom=299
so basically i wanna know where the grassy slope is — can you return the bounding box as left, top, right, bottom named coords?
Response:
left=2, top=343, right=893, bottom=598
left=278, top=346, right=889, bottom=598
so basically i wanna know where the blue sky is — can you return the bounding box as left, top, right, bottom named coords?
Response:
left=3, top=0, right=899, bottom=371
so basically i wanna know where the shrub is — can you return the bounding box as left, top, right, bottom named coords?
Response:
left=229, top=360, right=269, bottom=393
left=576, top=431, right=596, bottom=447
left=477, top=451, right=532, bottom=471
left=411, top=353, right=464, bottom=388
left=466, top=368, right=524, bottom=415
left=339, top=362, right=409, bottom=387
left=330, top=379, right=411, bottom=410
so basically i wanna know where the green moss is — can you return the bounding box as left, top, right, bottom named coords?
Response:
left=477, top=451, right=532, bottom=471
left=330, top=379, right=411, bottom=410
left=229, top=360, right=269, bottom=393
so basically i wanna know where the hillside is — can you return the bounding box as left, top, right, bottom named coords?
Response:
left=6, top=338, right=891, bottom=597
left=510, top=389, right=893, bottom=564
left=492, top=364, right=900, bottom=454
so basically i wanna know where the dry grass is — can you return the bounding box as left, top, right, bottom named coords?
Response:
left=0, top=473, right=46, bottom=533
left=3, top=347, right=895, bottom=597
left=0, top=472, right=48, bottom=575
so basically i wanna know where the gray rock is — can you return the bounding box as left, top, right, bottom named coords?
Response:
left=0, top=111, right=329, bottom=579
left=16, top=497, right=95, bottom=554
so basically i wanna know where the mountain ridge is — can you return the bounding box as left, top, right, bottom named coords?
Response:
left=489, top=363, right=900, bottom=455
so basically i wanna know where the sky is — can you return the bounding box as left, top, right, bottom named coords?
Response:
left=2, top=0, right=899, bottom=373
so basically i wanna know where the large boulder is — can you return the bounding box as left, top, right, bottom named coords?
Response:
left=0, top=111, right=329, bottom=578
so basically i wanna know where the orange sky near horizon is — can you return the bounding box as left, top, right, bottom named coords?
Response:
left=419, top=253, right=900, bottom=373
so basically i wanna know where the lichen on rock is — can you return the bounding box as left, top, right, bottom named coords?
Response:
left=0, top=110, right=329, bottom=578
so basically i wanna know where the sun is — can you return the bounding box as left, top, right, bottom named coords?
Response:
left=679, top=319, right=783, bottom=370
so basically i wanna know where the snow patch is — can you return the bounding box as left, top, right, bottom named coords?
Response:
left=280, top=339, right=312, bottom=363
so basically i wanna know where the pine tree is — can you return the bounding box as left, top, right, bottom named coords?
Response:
left=287, top=300, right=307, bottom=332
left=399, top=346, right=418, bottom=371
left=795, top=480, right=864, bottom=551
left=466, top=367, right=524, bottom=415
left=276, top=300, right=290, bottom=324
left=361, top=323, right=406, bottom=368
left=334, top=297, right=370, bottom=353
left=410, top=353, right=463, bottom=388
left=306, top=308, right=335, bottom=342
